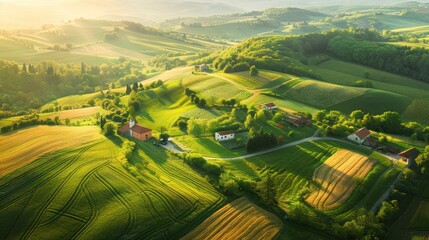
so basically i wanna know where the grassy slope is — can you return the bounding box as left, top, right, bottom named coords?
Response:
left=312, top=59, right=429, bottom=123
left=0, top=21, right=219, bottom=64
left=217, top=140, right=400, bottom=221
left=0, top=128, right=224, bottom=239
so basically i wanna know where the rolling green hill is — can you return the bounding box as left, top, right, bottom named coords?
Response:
left=0, top=19, right=223, bottom=64
left=0, top=126, right=224, bottom=239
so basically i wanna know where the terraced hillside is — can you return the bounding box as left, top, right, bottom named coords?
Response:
left=0, top=127, right=224, bottom=239
left=182, top=197, right=282, bottom=240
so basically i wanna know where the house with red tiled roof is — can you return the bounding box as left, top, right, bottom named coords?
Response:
left=263, top=102, right=277, bottom=110
left=117, top=118, right=152, bottom=141
left=215, top=130, right=235, bottom=142
left=347, top=127, right=371, bottom=145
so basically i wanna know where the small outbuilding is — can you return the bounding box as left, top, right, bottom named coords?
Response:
left=347, top=127, right=371, bottom=145
left=399, top=148, right=421, bottom=166
left=215, top=131, right=235, bottom=142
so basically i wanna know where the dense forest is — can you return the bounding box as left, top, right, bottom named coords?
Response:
left=208, top=29, right=429, bottom=83
left=0, top=59, right=146, bottom=112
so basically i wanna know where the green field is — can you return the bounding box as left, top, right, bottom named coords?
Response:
left=0, top=127, right=224, bottom=239
left=0, top=20, right=222, bottom=64
left=218, top=140, right=400, bottom=221
left=311, top=59, right=429, bottom=123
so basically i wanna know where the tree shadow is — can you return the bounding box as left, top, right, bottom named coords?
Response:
left=106, top=134, right=124, bottom=147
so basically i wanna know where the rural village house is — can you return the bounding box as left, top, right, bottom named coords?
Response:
left=195, top=64, right=209, bottom=72
left=117, top=118, right=152, bottom=141
left=347, top=127, right=371, bottom=145
left=399, top=148, right=421, bottom=166
left=215, top=131, right=235, bottom=142
left=262, top=102, right=277, bottom=110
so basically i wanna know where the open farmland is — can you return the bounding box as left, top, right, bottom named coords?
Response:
left=181, top=197, right=282, bottom=240
left=0, top=126, right=102, bottom=177
left=219, top=140, right=400, bottom=221
left=307, top=150, right=376, bottom=210
left=0, top=131, right=224, bottom=239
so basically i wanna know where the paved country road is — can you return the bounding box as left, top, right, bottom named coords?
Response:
left=204, top=132, right=397, bottom=162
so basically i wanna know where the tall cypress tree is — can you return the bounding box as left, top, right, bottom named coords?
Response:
left=125, top=84, right=132, bottom=95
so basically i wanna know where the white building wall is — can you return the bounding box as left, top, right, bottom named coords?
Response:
left=215, top=133, right=235, bottom=142
left=347, top=134, right=365, bottom=144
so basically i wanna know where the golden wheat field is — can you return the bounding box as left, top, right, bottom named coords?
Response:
left=181, top=197, right=283, bottom=240
left=306, top=150, right=376, bottom=210
left=43, top=106, right=101, bottom=120
left=0, top=125, right=102, bottom=177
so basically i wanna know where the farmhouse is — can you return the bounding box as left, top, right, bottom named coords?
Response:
left=118, top=118, right=152, bottom=141
left=215, top=131, right=235, bottom=142
left=347, top=127, right=371, bottom=145
left=399, top=148, right=421, bottom=166
left=200, top=64, right=209, bottom=72
left=263, top=102, right=277, bottom=110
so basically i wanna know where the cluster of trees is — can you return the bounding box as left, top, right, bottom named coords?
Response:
left=149, top=56, right=186, bottom=70
left=184, top=88, right=207, bottom=108
left=313, top=109, right=429, bottom=142
left=118, top=140, right=136, bottom=164
left=180, top=153, right=222, bottom=176
left=0, top=58, right=145, bottom=111
left=328, top=36, right=429, bottom=83
left=246, top=130, right=277, bottom=153
left=122, top=21, right=164, bottom=36
left=211, top=29, right=382, bottom=78
left=416, top=146, right=429, bottom=175
left=0, top=114, right=62, bottom=134
left=187, top=112, right=242, bottom=137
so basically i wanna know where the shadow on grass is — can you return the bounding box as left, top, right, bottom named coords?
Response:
left=106, top=134, right=124, bottom=147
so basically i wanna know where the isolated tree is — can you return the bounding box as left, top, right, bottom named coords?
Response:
left=22, top=63, right=27, bottom=73
left=249, top=65, right=258, bottom=76
left=103, top=122, right=115, bottom=136
left=139, top=83, right=144, bottom=90
left=199, top=98, right=206, bottom=108
left=125, top=84, right=132, bottom=95
left=194, top=97, right=200, bottom=105
left=158, top=126, right=167, bottom=134
left=160, top=133, right=170, bottom=141
left=132, top=82, right=138, bottom=92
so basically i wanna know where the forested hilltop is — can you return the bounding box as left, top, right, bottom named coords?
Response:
left=198, top=29, right=429, bottom=83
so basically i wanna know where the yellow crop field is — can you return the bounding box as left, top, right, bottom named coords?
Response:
left=0, top=126, right=102, bottom=177
left=307, top=150, right=376, bottom=210
left=181, top=197, right=282, bottom=240
left=43, top=106, right=101, bottom=120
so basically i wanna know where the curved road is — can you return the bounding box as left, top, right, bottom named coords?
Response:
left=204, top=134, right=398, bottom=161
